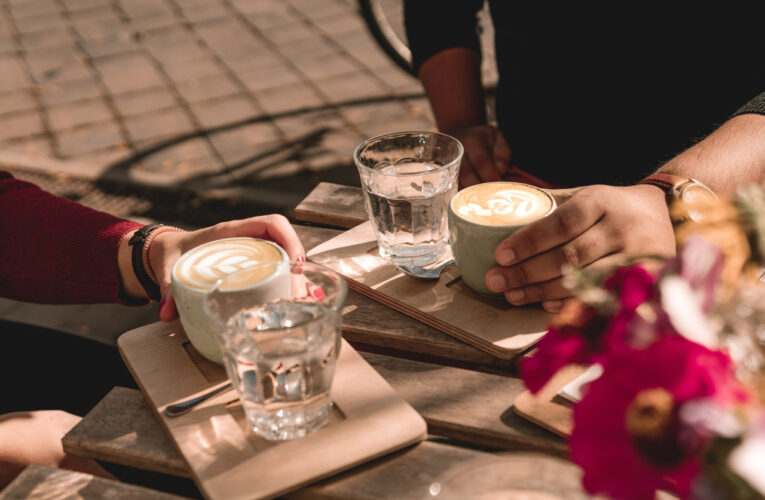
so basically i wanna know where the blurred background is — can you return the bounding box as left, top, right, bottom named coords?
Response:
left=0, top=0, right=495, bottom=341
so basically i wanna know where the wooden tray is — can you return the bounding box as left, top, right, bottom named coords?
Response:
left=307, top=221, right=551, bottom=359
left=513, top=365, right=588, bottom=437
left=118, top=321, right=427, bottom=500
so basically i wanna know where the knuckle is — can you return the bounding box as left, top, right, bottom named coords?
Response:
left=557, top=245, right=580, bottom=269
left=511, top=265, right=529, bottom=287
left=556, top=209, right=580, bottom=238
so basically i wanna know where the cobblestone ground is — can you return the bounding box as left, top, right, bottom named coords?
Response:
left=0, top=0, right=452, bottom=224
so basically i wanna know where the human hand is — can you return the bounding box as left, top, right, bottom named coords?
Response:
left=484, top=184, right=676, bottom=312
left=149, top=214, right=305, bottom=321
left=452, top=124, right=511, bottom=187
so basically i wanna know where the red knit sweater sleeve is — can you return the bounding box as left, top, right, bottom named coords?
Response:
left=0, top=171, right=143, bottom=304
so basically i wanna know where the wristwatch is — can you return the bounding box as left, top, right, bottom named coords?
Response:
left=638, top=173, right=717, bottom=222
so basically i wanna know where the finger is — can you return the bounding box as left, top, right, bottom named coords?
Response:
left=459, top=157, right=481, bottom=187
left=463, top=134, right=502, bottom=183
left=491, top=131, right=511, bottom=175
left=487, top=221, right=615, bottom=291
left=159, top=289, right=179, bottom=322
left=542, top=298, right=572, bottom=313
left=494, top=190, right=605, bottom=266
left=250, top=215, right=306, bottom=261
left=547, top=187, right=581, bottom=205
left=505, top=253, right=629, bottom=306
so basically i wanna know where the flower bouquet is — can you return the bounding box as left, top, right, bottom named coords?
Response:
left=520, top=187, right=765, bottom=500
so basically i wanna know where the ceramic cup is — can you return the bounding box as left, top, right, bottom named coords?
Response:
left=171, top=237, right=290, bottom=364
left=448, top=181, right=557, bottom=296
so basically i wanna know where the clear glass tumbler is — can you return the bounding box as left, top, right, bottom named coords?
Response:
left=204, top=261, right=347, bottom=441
left=354, top=131, right=463, bottom=267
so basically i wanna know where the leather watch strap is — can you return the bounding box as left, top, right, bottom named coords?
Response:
left=128, top=224, right=164, bottom=301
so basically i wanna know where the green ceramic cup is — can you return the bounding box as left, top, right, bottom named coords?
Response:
left=448, top=182, right=557, bottom=296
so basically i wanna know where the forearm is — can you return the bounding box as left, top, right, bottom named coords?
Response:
left=418, top=47, right=486, bottom=134
left=0, top=173, right=143, bottom=304
left=657, top=112, right=765, bottom=196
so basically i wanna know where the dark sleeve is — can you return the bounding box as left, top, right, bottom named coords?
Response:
left=732, top=91, right=765, bottom=117
left=0, top=170, right=143, bottom=304
left=404, top=0, right=485, bottom=73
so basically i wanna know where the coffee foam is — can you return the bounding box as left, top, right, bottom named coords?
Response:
left=174, top=238, right=284, bottom=291
left=452, top=182, right=553, bottom=226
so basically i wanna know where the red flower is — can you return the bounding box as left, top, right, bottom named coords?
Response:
left=569, top=337, right=747, bottom=500
left=521, top=265, right=662, bottom=393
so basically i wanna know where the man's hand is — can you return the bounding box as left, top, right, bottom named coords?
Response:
left=484, top=184, right=676, bottom=311
left=453, top=124, right=511, bottom=187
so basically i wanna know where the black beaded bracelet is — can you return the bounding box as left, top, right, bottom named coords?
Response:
left=128, top=224, right=164, bottom=301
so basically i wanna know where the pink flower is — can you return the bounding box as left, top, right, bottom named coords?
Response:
left=569, top=337, right=747, bottom=500
left=522, top=265, right=663, bottom=393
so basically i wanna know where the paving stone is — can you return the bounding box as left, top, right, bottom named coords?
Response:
left=0, top=89, right=37, bottom=116
left=123, top=107, right=195, bottom=142
left=309, top=12, right=367, bottom=36
left=208, top=121, right=281, bottom=166
left=180, top=3, right=228, bottom=25
left=12, top=11, right=68, bottom=34
left=312, top=70, right=390, bottom=104
left=112, top=86, right=177, bottom=117
left=194, top=19, right=263, bottom=59
left=241, top=4, right=296, bottom=28
left=371, top=64, right=423, bottom=94
left=0, top=110, right=43, bottom=140
left=80, top=34, right=139, bottom=59
left=277, top=36, right=339, bottom=62
left=38, top=77, right=102, bottom=106
left=286, top=0, right=349, bottom=18
left=175, top=72, right=239, bottom=103
left=291, top=52, right=360, bottom=81
left=129, top=13, right=180, bottom=33
left=271, top=108, right=344, bottom=140
left=18, top=25, right=73, bottom=51
left=162, top=57, right=222, bottom=83
left=340, top=100, right=415, bottom=129
left=361, top=116, right=436, bottom=138
left=61, top=0, right=110, bottom=13
left=56, top=120, right=127, bottom=156
left=119, top=0, right=174, bottom=21
left=259, top=20, right=316, bottom=45
left=7, top=0, right=60, bottom=19
left=135, top=136, right=221, bottom=177
left=222, top=49, right=283, bottom=72
left=0, top=55, right=30, bottom=92
left=143, top=27, right=207, bottom=64
left=237, top=63, right=302, bottom=94
left=26, top=53, right=92, bottom=85
left=95, top=53, right=165, bottom=94
left=189, top=94, right=259, bottom=129
left=1, top=136, right=52, bottom=156
left=47, top=97, right=113, bottom=130
left=0, top=38, right=16, bottom=55
left=256, top=81, right=325, bottom=116
left=69, top=8, right=125, bottom=38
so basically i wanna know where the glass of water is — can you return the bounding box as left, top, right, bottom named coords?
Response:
left=354, top=131, right=463, bottom=267
left=203, top=261, right=347, bottom=441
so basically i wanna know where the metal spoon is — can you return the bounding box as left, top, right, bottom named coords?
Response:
left=396, top=258, right=455, bottom=280
left=163, top=381, right=233, bottom=417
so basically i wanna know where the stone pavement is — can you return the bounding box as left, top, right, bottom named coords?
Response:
left=0, top=0, right=496, bottom=344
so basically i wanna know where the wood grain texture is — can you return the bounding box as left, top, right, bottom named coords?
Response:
left=62, top=387, right=190, bottom=478
left=294, top=225, right=520, bottom=369
left=118, top=322, right=427, bottom=500
left=308, top=222, right=551, bottom=359
left=294, top=183, right=367, bottom=229
left=0, top=465, right=188, bottom=500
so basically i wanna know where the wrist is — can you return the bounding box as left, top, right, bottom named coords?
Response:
left=118, top=229, right=145, bottom=300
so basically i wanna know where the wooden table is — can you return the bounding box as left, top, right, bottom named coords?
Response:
left=57, top=183, right=589, bottom=500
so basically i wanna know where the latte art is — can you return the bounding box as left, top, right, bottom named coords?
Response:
left=452, top=182, right=554, bottom=226
left=175, top=238, right=285, bottom=291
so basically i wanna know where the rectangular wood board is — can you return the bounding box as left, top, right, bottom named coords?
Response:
left=118, top=321, right=427, bottom=500
left=307, top=221, right=551, bottom=359
left=512, top=365, right=588, bottom=437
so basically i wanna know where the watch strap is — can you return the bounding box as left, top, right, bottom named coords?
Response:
left=128, top=224, right=166, bottom=301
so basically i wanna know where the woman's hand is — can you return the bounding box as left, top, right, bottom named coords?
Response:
left=149, top=214, right=305, bottom=321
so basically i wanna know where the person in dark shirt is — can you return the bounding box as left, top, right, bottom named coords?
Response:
left=405, top=0, right=765, bottom=311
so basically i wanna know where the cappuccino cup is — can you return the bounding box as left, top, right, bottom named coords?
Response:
left=171, top=237, right=290, bottom=363
left=448, top=182, right=556, bottom=296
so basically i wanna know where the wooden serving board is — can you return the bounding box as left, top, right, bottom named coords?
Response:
left=117, top=322, right=427, bottom=500
left=513, top=365, right=588, bottom=437
left=307, top=221, right=551, bottom=359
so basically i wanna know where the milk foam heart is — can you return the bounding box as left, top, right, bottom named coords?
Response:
left=451, top=182, right=553, bottom=226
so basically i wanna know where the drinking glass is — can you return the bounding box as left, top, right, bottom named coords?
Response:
left=203, top=261, right=347, bottom=441
left=354, top=131, right=463, bottom=267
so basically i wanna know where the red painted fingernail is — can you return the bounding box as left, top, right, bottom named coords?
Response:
left=312, top=288, right=325, bottom=299
left=296, top=255, right=305, bottom=263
